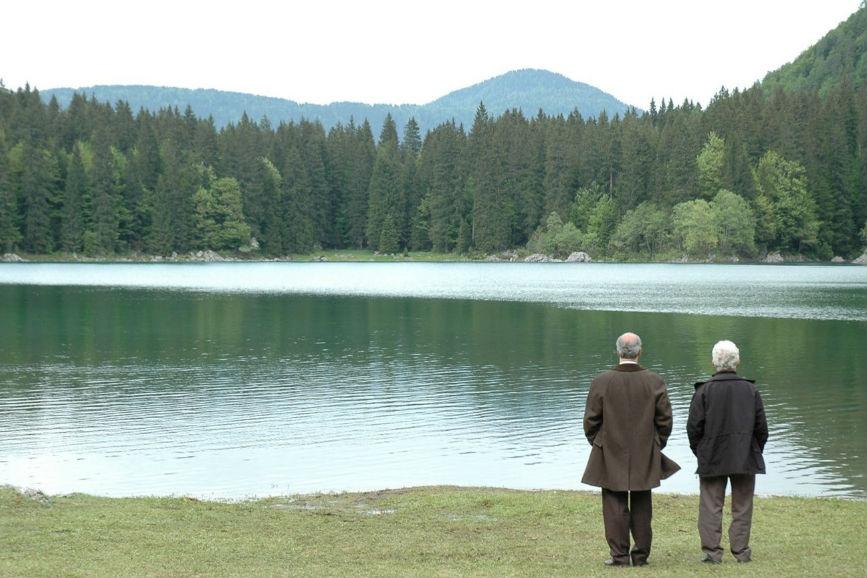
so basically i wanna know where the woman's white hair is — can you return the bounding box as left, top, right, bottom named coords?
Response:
left=712, top=340, right=740, bottom=371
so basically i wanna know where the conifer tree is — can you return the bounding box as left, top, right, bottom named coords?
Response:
left=422, top=122, right=466, bottom=253
left=340, top=120, right=376, bottom=249
left=282, top=145, right=316, bottom=254
left=697, top=132, right=726, bottom=198
left=89, top=130, right=121, bottom=253
left=18, top=142, right=58, bottom=254
left=0, top=134, right=21, bottom=252
left=367, top=115, right=401, bottom=250
left=378, top=213, right=400, bottom=254
left=298, top=120, right=330, bottom=248
left=60, top=143, right=88, bottom=252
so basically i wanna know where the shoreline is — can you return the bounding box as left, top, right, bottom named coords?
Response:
left=6, top=483, right=866, bottom=504
left=4, top=248, right=867, bottom=265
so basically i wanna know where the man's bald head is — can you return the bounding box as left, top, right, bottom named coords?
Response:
left=616, top=332, right=642, bottom=360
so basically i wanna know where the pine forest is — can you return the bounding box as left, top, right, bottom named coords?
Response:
left=0, top=10, right=864, bottom=262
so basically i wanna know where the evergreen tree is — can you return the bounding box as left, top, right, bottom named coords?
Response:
left=281, top=145, right=316, bottom=254
left=60, top=143, right=88, bottom=252
left=470, top=103, right=516, bottom=253
left=0, top=134, right=21, bottom=252
left=401, top=117, right=422, bottom=157
left=338, top=120, right=376, bottom=249
left=17, top=142, right=59, bottom=253
left=367, top=116, right=401, bottom=250
left=298, top=120, right=330, bottom=248
left=89, top=129, right=121, bottom=253
left=113, top=100, right=136, bottom=153
left=617, top=109, right=655, bottom=209
left=568, top=184, right=604, bottom=232
left=192, top=176, right=251, bottom=250
left=409, top=194, right=432, bottom=251
left=421, top=122, right=466, bottom=253
left=133, top=113, right=162, bottom=193
left=398, top=118, right=423, bottom=248
left=697, top=132, right=726, bottom=198
left=656, top=108, right=700, bottom=205
left=378, top=213, right=400, bottom=254
left=257, top=156, right=284, bottom=254
left=541, top=115, right=573, bottom=218
left=120, top=148, right=147, bottom=253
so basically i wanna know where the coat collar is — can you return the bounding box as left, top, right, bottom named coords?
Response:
left=694, top=371, right=755, bottom=388
left=614, top=363, right=644, bottom=372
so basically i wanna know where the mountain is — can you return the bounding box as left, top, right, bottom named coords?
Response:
left=37, top=69, right=633, bottom=137
left=424, top=69, right=635, bottom=124
left=760, top=4, right=865, bottom=97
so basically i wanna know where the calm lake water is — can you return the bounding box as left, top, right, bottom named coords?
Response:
left=0, top=262, right=864, bottom=500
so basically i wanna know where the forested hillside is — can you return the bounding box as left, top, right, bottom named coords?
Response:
left=761, top=4, right=866, bottom=98
left=0, top=6, right=864, bottom=261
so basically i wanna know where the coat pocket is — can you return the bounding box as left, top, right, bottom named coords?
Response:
left=592, top=431, right=605, bottom=448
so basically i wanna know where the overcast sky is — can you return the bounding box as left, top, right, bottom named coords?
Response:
left=2, top=0, right=860, bottom=109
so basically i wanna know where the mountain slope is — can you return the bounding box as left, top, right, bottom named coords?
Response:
left=38, top=69, right=633, bottom=136
left=760, top=4, right=866, bottom=97
left=429, top=69, right=631, bottom=120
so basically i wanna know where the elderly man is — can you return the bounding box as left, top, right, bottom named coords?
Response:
left=582, top=332, right=680, bottom=567
left=687, top=340, right=768, bottom=564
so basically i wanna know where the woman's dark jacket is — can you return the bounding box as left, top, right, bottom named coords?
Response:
left=686, top=371, right=768, bottom=476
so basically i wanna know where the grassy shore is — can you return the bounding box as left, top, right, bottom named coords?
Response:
left=2, top=485, right=865, bottom=578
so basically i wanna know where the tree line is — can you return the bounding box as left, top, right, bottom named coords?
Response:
left=0, top=76, right=864, bottom=261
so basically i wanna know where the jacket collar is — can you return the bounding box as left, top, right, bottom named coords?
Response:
left=614, top=363, right=644, bottom=372
left=694, top=371, right=755, bottom=388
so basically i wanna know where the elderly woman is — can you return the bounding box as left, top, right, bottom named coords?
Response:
left=687, top=340, right=769, bottom=565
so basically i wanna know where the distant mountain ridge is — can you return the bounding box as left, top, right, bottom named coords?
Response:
left=38, top=69, right=634, bottom=136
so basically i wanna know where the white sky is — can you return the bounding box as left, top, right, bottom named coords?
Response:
left=1, top=0, right=861, bottom=108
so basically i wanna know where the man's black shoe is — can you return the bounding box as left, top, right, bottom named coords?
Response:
left=604, top=558, right=629, bottom=566
left=701, top=555, right=722, bottom=564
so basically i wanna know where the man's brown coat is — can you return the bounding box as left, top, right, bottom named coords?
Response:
left=581, top=364, right=680, bottom=491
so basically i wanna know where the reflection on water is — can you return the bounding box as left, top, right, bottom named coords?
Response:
left=0, top=263, right=864, bottom=500
left=1, top=262, right=864, bottom=321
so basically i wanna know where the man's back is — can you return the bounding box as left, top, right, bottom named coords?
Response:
left=582, top=364, right=674, bottom=491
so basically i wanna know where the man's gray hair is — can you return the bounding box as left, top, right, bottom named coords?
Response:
left=616, top=332, right=642, bottom=360
left=712, top=340, right=740, bottom=371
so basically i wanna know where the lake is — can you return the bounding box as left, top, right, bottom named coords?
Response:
left=0, top=262, right=864, bottom=500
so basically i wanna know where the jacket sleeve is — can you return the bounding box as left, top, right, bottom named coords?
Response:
left=583, top=384, right=603, bottom=445
left=754, top=388, right=769, bottom=451
left=654, top=389, right=673, bottom=449
left=686, top=387, right=705, bottom=455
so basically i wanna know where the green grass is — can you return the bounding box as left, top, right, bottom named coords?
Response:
left=1, top=485, right=864, bottom=577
